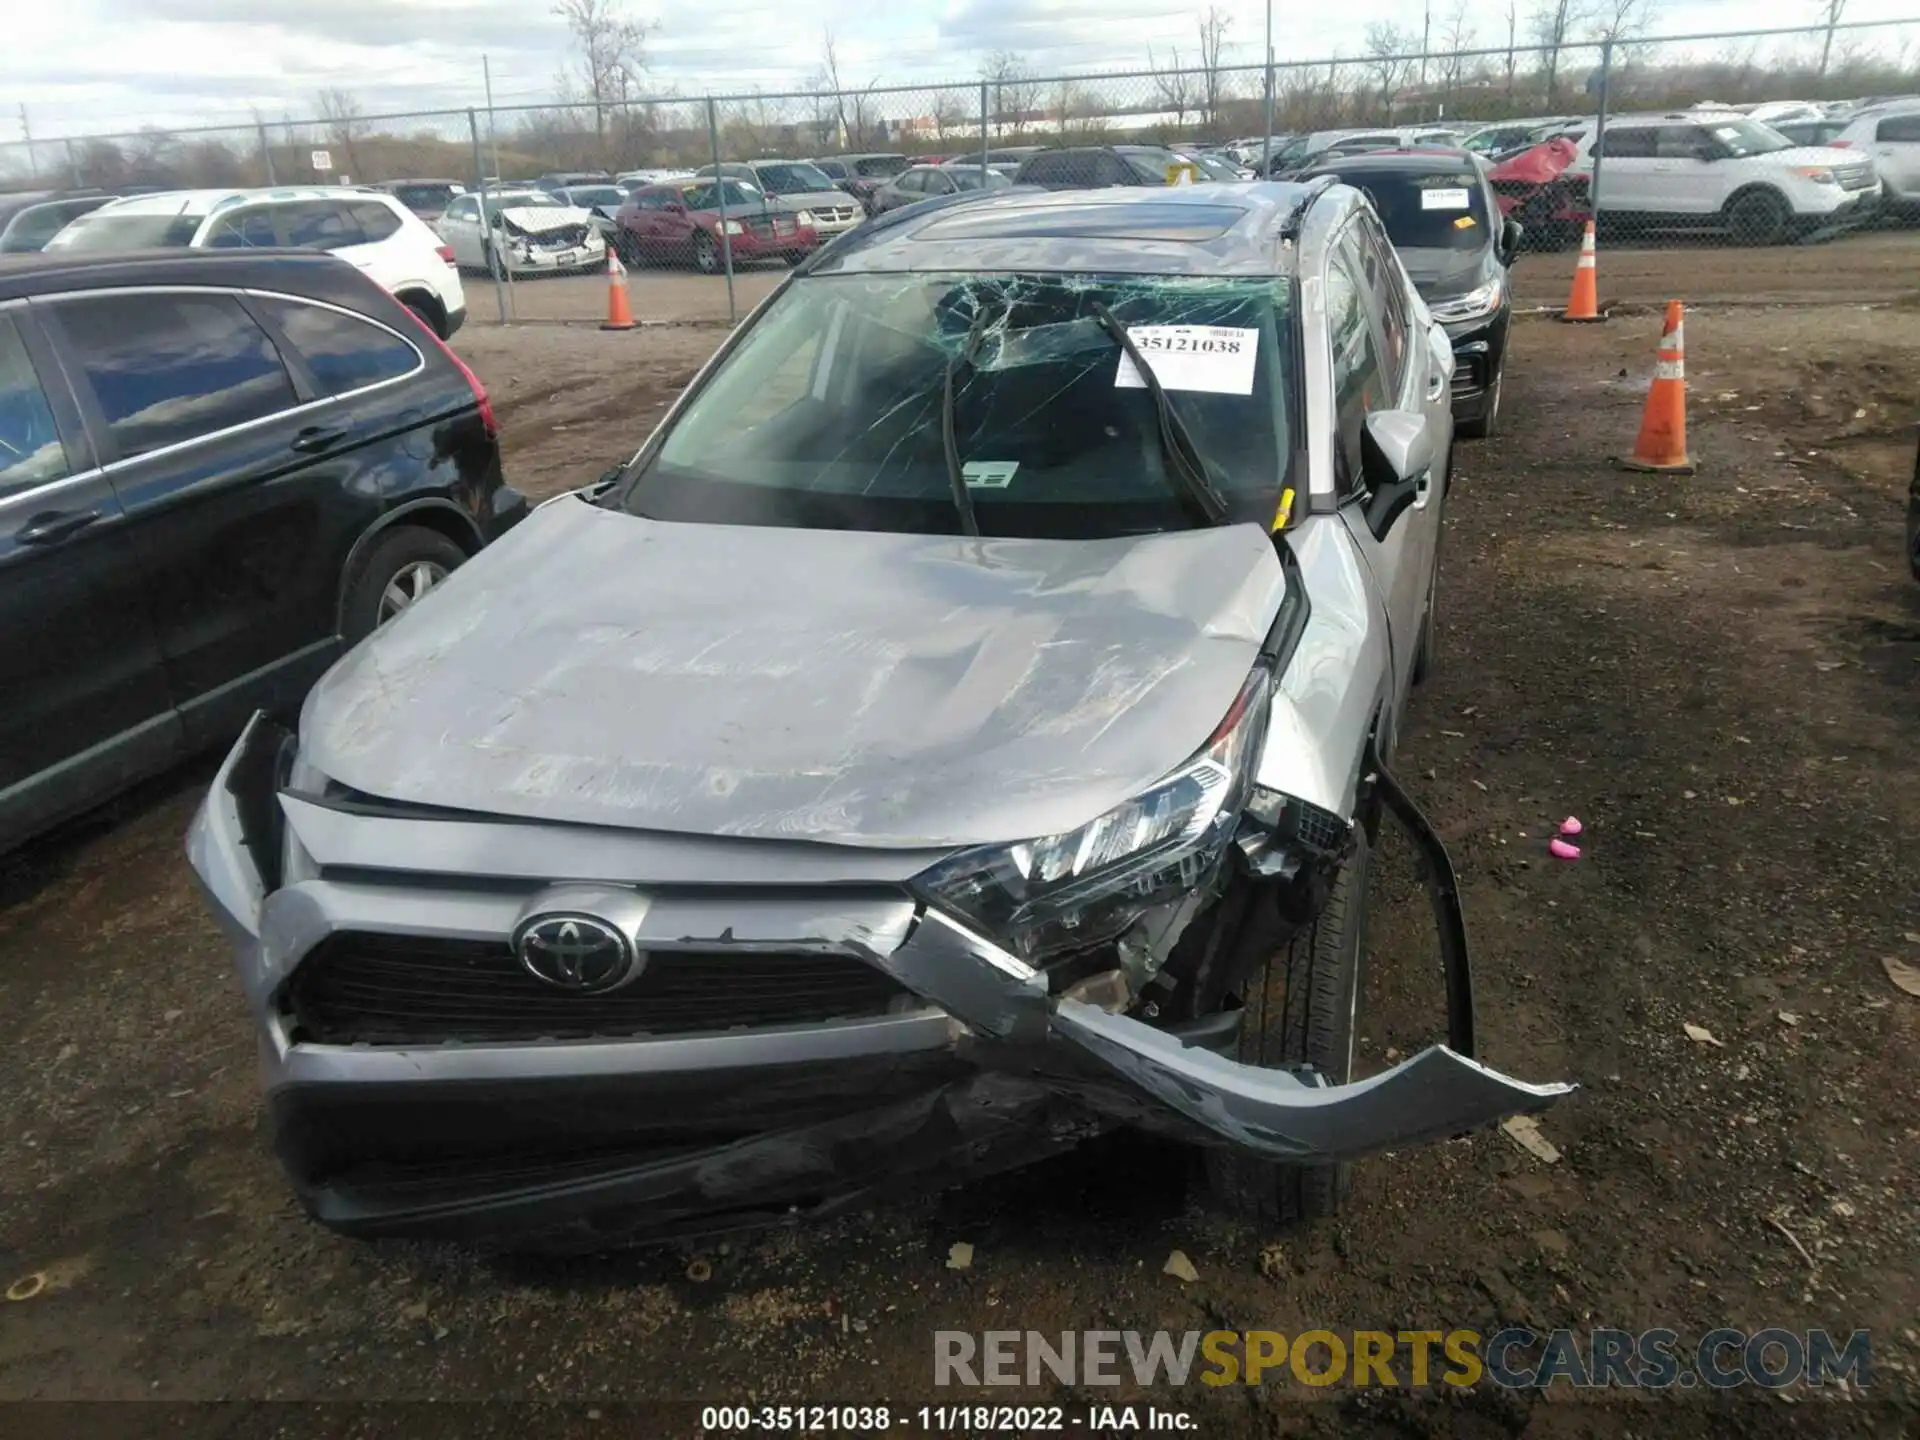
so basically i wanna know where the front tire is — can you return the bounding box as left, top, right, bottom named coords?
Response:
left=341, top=526, right=468, bottom=645
left=1727, top=189, right=1790, bottom=246
left=693, top=231, right=720, bottom=274
left=1203, top=832, right=1371, bottom=1225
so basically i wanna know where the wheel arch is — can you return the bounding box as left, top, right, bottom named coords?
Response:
left=1721, top=182, right=1792, bottom=222
left=392, top=285, right=448, bottom=338
left=333, top=499, right=484, bottom=634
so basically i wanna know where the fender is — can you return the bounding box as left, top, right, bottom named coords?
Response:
left=332, top=497, right=484, bottom=634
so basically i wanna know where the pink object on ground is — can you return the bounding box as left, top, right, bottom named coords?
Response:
left=1549, top=837, right=1582, bottom=861
left=1559, top=816, right=1583, bottom=836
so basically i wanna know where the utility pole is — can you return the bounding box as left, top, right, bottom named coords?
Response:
left=1420, top=1, right=1432, bottom=88
left=18, top=104, right=38, bottom=183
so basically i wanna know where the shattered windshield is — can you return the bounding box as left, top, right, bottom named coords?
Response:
left=621, top=272, right=1295, bottom=539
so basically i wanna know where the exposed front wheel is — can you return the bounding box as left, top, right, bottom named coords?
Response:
left=1202, top=831, right=1371, bottom=1225
left=342, top=526, right=468, bottom=645
left=692, top=232, right=720, bottom=274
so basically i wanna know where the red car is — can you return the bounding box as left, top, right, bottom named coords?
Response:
left=614, top=180, right=820, bottom=273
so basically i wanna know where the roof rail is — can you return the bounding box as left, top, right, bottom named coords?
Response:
left=1278, top=174, right=1339, bottom=239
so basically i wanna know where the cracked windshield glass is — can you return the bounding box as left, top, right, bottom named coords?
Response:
left=620, top=273, right=1296, bottom=539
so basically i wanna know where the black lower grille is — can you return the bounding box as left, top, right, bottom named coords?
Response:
left=1451, top=368, right=1484, bottom=401
left=285, top=933, right=915, bottom=1045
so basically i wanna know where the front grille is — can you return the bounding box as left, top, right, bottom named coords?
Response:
left=1450, top=362, right=1485, bottom=401
left=1837, top=165, right=1876, bottom=192
left=531, top=224, right=589, bottom=248
left=285, top=933, right=915, bottom=1046
left=817, top=205, right=858, bottom=225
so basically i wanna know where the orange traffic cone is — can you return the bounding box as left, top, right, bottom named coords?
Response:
left=1617, top=300, right=1695, bottom=474
left=600, top=248, right=635, bottom=331
left=1561, top=221, right=1603, bottom=323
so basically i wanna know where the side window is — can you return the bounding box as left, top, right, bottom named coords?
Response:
left=3, top=203, right=87, bottom=253
left=1023, top=155, right=1063, bottom=184
left=1878, top=114, right=1920, bottom=143
left=55, top=292, right=298, bottom=460
left=281, top=201, right=364, bottom=251
left=896, top=172, right=924, bottom=195
left=203, top=207, right=278, bottom=249
left=0, top=313, right=71, bottom=495
left=258, top=298, right=420, bottom=396
left=349, top=201, right=402, bottom=243
left=1598, top=127, right=1656, bottom=159
left=1325, top=245, right=1387, bottom=496
left=1353, top=219, right=1408, bottom=394
left=1656, top=125, right=1707, bottom=159
left=445, top=196, right=476, bottom=221
left=1096, top=154, right=1134, bottom=185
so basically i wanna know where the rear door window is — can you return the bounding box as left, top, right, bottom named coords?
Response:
left=1655, top=125, right=1709, bottom=159
left=258, top=298, right=420, bottom=396
left=0, top=312, right=71, bottom=495
left=203, top=206, right=280, bottom=248
left=349, top=201, right=403, bottom=243
left=1879, top=114, right=1920, bottom=143
left=1598, top=127, right=1657, bottom=158
left=53, top=292, right=299, bottom=460
left=280, top=201, right=365, bottom=251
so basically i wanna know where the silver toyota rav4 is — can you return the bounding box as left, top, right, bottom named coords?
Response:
left=190, top=182, right=1571, bottom=1248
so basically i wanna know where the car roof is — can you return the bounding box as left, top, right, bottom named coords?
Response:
left=810, top=182, right=1327, bottom=278
left=1300, top=147, right=1480, bottom=172
left=0, top=246, right=392, bottom=306
left=384, top=178, right=462, bottom=186
left=95, top=186, right=390, bottom=217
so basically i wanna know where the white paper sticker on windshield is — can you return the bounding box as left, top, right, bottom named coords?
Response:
left=1420, top=187, right=1472, bottom=211
left=1114, top=326, right=1258, bottom=396
left=962, top=460, right=1019, bottom=488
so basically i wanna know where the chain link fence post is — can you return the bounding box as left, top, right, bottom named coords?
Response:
left=705, top=97, right=737, bottom=325
left=256, top=123, right=276, bottom=185
left=1591, top=38, right=1614, bottom=241
left=63, top=139, right=81, bottom=189
left=468, top=108, right=509, bottom=326
left=979, top=79, right=990, bottom=170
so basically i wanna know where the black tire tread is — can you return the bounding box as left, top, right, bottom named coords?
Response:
left=341, top=525, right=468, bottom=645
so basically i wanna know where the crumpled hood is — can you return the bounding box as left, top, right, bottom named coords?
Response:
left=498, top=206, right=591, bottom=233
left=301, top=500, right=1287, bottom=849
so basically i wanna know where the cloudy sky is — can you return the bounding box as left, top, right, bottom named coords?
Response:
left=8, top=0, right=1916, bottom=140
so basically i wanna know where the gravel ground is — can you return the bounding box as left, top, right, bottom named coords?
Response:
left=0, top=244, right=1916, bottom=1439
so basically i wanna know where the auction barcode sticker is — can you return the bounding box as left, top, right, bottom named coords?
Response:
left=1114, top=325, right=1258, bottom=395
left=1420, top=187, right=1472, bottom=211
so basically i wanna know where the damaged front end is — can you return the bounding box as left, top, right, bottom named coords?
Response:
left=191, top=632, right=1568, bottom=1248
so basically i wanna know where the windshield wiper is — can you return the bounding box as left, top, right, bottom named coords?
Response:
left=940, top=309, right=991, bottom=538
left=1088, top=299, right=1229, bottom=526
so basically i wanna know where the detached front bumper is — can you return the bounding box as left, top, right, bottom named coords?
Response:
left=190, top=716, right=1572, bottom=1246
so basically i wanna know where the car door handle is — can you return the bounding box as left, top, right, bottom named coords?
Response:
left=291, top=424, right=351, bottom=454
left=16, top=508, right=101, bottom=545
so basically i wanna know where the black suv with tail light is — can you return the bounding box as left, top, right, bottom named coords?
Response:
left=0, top=247, right=525, bottom=851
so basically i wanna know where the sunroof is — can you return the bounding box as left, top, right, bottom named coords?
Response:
left=913, top=201, right=1248, bottom=244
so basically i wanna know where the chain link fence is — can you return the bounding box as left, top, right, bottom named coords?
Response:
left=2, top=18, right=1914, bottom=325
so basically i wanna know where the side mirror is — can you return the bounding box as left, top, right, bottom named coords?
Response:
left=1498, top=218, right=1524, bottom=264
left=1360, top=410, right=1434, bottom=540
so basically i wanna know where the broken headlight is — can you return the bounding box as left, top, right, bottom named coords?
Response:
left=910, top=668, right=1271, bottom=962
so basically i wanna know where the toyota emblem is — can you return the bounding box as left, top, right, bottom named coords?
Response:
left=513, top=914, right=638, bottom=992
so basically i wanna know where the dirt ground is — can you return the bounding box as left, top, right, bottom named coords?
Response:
left=1, top=241, right=1918, bottom=1438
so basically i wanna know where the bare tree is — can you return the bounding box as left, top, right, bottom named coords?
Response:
left=1438, top=0, right=1476, bottom=102
left=1197, top=7, right=1232, bottom=131
left=1590, top=0, right=1655, bottom=43
left=817, top=29, right=852, bottom=147
left=1530, top=0, right=1586, bottom=106
left=1816, top=0, right=1847, bottom=75
left=1150, top=45, right=1198, bottom=128
left=931, top=90, right=969, bottom=145
left=1504, top=0, right=1520, bottom=97
left=553, top=0, right=653, bottom=143
left=1362, top=22, right=1419, bottom=117
left=315, top=88, right=365, bottom=176
left=982, top=50, right=1042, bottom=135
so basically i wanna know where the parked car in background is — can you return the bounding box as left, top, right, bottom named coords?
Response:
left=0, top=247, right=523, bottom=852
left=1771, top=117, right=1850, bottom=148
left=44, top=188, right=468, bottom=338
left=808, top=153, right=911, bottom=210
left=1461, top=118, right=1582, bottom=159
left=1562, top=113, right=1881, bottom=243
left=1176, top=150, right=1254, bottom=182
left=533, top=171, right=614, bottom=193
left=1830, top=100, right=1920, bottom=214
left=435, top=188, right=606, bottom=278
left=867, top=163, right=1013, bottom=214
left=0, top=191, right=117, bottom=253
left=553, top=183, right=635, bottom=250
left=693, top=160, right=864, bottom=238
left=377, top=179, right=468, bottom=224
left=615, top=178, right=819, bottom=271
left=1012, top=145, right=1185, bottom=188
left=1298, top=149, right=1518, bottom=437
left=616, top=167, right=696, bottom=187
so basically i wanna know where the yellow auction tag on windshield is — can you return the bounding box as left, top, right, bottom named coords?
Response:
left=1454, top=214, right=1478, bottom=230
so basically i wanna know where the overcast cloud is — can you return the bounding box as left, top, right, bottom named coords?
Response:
left=9, top=0, right=1915, bottom=140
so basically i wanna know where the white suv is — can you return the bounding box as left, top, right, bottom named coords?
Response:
left=45, top=188, right=467, bottom=337
left=1830, top=101, right=1920, bottom=215
left=1565, top=113, right=1880, bottom=244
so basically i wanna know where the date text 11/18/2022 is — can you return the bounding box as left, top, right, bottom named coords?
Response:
left=698, top=1405, right=1194, bottom=1431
